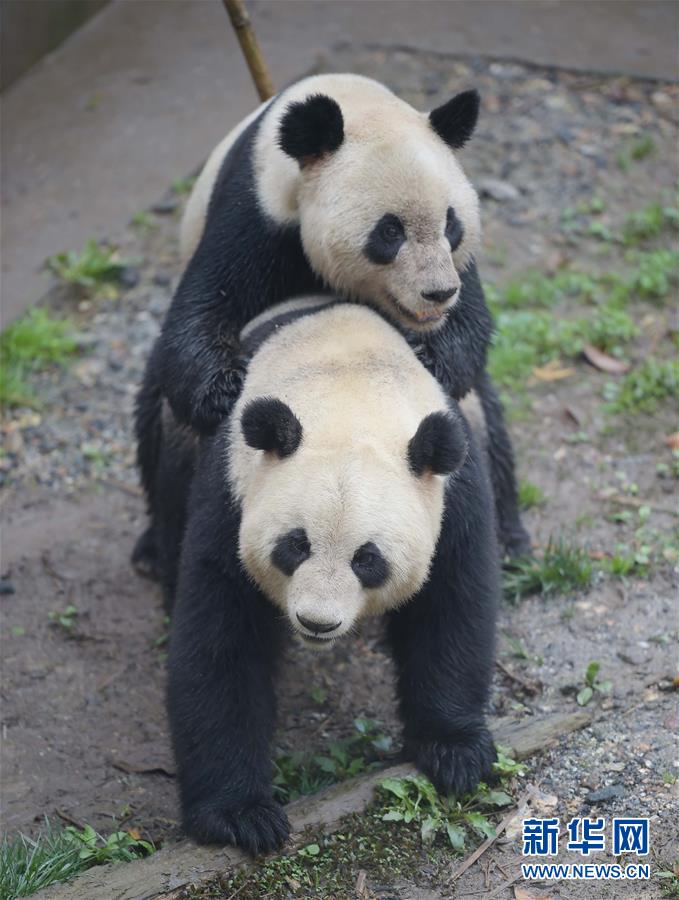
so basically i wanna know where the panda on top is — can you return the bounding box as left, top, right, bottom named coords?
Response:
left=155, top=295, right=499, bottom=855
left=135, top=73, right=530, bottom=582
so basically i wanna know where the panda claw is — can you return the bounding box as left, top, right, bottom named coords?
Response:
left=412, top=728, right=496, bottom=797
left=185, top=799, right=290, bottom=856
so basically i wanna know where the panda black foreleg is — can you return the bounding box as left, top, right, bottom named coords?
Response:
left=474, top=371, right=532, bottom=559
left=167, top=480, right=288, bottom=853
left=387, top=465, right=499, bottom=796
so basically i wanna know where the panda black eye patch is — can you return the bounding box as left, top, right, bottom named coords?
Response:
left=364, top=214, right=406, bottom=265
left=351, top=542, right=389, bottom=588
left=445, top=207, right=464, bottom=252
left=271, top=528, right=311, bottom=576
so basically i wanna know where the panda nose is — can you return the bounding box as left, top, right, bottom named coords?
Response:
left=296, top=613, right=342, bottom=635
left=421, top=287, right=458, bottom=304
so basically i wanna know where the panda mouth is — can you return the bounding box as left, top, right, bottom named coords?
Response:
left=298, top=632, right=337, bottom=647
left=388, top=294, right=447, bottom=327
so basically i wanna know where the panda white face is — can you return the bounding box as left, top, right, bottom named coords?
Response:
left=275, top=83, right=482, bottom=332
left=237, top=397, right=466, bottom=649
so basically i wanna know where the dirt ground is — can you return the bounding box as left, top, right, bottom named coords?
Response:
left=1, top=45, right=678, bottom=898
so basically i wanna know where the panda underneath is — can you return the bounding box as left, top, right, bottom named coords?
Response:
left=157, top=297, right=499, bottom=855
left=136, top=73, right=530, bottom=581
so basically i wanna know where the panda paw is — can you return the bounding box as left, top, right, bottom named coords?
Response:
left=412, top=728, right=497, bottom=797
left=184, top=798, right=290, bottom=856
left=502, top=524, right=533, bottom=561
left=191, top=362, right=248, bottom=434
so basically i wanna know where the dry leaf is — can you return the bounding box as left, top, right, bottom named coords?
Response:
left=665, top=432, right=679, bottom=450
left=582, top=344, right=630, bottom=375
left=514, top=887, right=551, bottom=900
left=127, top=827, right=141, bottom=840
left=533, top=360, right=576, bottom=381
left=553, top=446, right=567, bottom=462
left=562, top=405, right=581, bottom=426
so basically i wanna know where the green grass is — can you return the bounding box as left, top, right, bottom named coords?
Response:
left=273, top=718, right=392, bottom=803
left=0, top=307, right=79, bottom=409
left=0, top=822, right=153, bottom=900
left=622, top=203, right=679, bottom=244
left=488, top=304, right=637, bottom=390
left=628, top=249, right=679, bottom=299
left=503, top=539, right=594, bottom=603
left=605, top=358, right=679, bottom=414
left=518, top=480, right=546, bottom=510
left=46, top=240, right=128, bottom=290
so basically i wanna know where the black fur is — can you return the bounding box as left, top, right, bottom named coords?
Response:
left=159, top=404, right=498, bottom=853
left=351, top=541, right=389, bottom=589
left=408, top=411, right=467, bottom=476
left=271, top=528, right=311, bottom=576
left=278, top=94, right=344, bottom=164
left=364, top=213, right=407, bottom=265
left=429, top=90, right=480, bottom=150
left=445, top=206, right=464, bottom=252
left=135, top=90, right=528, bottom=571
left=241, top=398, right=302, bottom=458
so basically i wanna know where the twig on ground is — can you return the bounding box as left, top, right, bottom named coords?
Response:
left=449, top=801, right=523, bottom=883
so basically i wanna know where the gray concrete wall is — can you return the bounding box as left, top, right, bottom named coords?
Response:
left=0, top=0, right=108, bottom=90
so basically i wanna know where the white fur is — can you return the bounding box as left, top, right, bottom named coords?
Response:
left=180, top=73, right=482, bottom=330
left=231, top=301, right=455, bottom=647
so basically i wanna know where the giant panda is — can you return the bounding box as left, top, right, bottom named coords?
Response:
left=135, top=73, right=529, bottom=577
left=155, top=297, right=499, bottom=854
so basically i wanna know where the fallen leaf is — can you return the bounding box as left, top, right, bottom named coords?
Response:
left=514, top=887, right=551, bottom=900
left=533, top=360, right=576, bottom=381
left=562, top=405, right=581, bottom=426
left=553, top=446, right=567, bottom=462
left=127, top=827, right=141, bottom=840
left=355, top=870, right=367, bottom=896
left=665, top=432, right=679, bottom=450
left=583, top=345, right=630, bottom=374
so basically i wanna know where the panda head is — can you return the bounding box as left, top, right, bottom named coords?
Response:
left=278, top=89, right=482, bottom=332
left=238, top=397, right=467, bottom=649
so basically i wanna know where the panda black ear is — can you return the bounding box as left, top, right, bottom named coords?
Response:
left=408, top=412, right=467, bottom=477
left=278, top=94, right=344, bottom=167
left=241, top=398, right=303, bottom=458
left=429, top=89, right=480, bottom=150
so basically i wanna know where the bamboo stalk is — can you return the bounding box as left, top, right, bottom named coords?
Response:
left=222, top=0, right=275, bottom=101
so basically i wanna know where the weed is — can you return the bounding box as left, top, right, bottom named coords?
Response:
left=379, top=745, right=522, bottom=850
left=518, top=480, right=545, bottom=510
left=130, top=211, right=157, bottom=232
left=605, top=359, right=679, bottom=414
left=630, top=135, right=656, bottom=161
left=63, top=824, right=153, bottom=865
left=622, top=203, right=679, bottom=244
left=172, top=176, right=197, bottom=195
left=0, top=821, right=153, bottom=900
left=272, top=718, right=392, bottom=803
left=657, top=858, right=679, bottom=898
left=46, top=240, right=128, bottom=290
left=48, top=605, right=79, bottom=634
left=0, top=308, right=78, bottom=409
left=503, top=539, right=593, bottom=602
left=576, top=661, right=612, bottom=707
left=628, top=249, right=679, bottom=299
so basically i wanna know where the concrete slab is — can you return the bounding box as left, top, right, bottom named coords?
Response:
left=2, top=0, right=677, bottom=324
